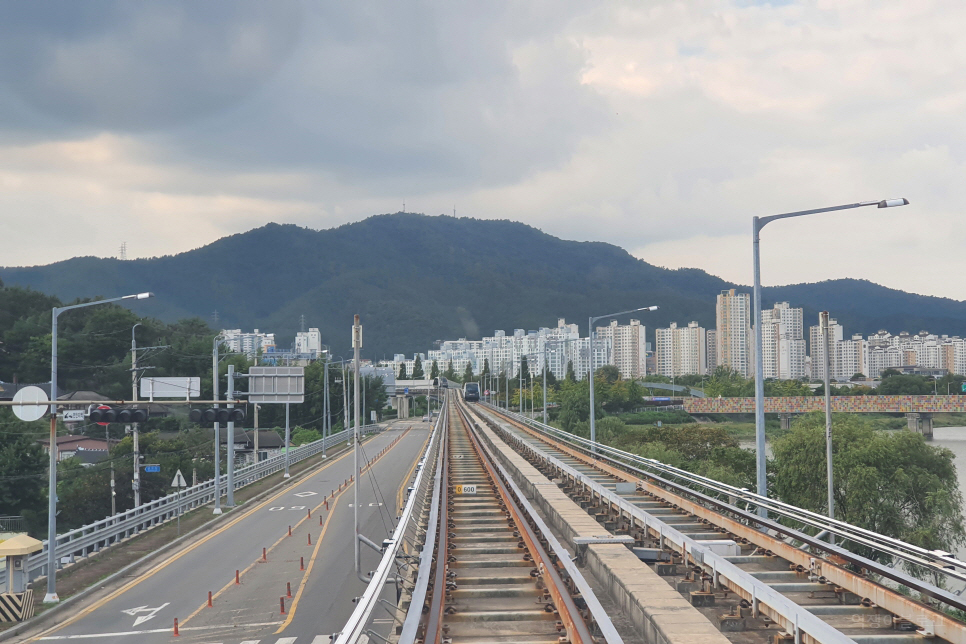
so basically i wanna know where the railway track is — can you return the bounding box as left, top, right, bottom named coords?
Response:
left=409, top=397, right=621, bottom=644
left=471, top=400, right=966, bottom=644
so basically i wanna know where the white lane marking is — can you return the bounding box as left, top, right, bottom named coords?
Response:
left=367, top=503, right=383, bottom=507
left=239, top=640, right=261, bottom=643
left=277, top=638, right=298, bottom=644
left=120, top=602, right=168, bottom=626
left=269, top=506, right=285, bottom=511
left=39, top=621, right=284, bottom=640
left=294, top=491, right=318, bottom=497
left=311, top=637, right=331, bottom=644
left=290, top=505, right=306, bottom=510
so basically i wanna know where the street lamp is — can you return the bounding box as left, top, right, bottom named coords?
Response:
left=752, top=198, right=908, bottom=519
left=588, top=306, right=659, bottom=448
left=46, top=291, right=154, bottom=603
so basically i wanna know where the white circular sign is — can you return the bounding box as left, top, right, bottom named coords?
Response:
left=12, top=386, right=49, bottom=422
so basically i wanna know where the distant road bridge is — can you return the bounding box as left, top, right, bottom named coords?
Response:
left=682, top=395, right=966, bottom=437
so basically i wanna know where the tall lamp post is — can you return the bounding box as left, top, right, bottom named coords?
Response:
left=46, top=292, right=154, bottom=603
left=588, top=306, right=659, bottom=447
left=752, top=198, right=908, bottom=518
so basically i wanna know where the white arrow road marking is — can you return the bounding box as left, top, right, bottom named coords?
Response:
left=294, top=491, right=318, bottom=497
left=120, top=602, right=169, bottom=626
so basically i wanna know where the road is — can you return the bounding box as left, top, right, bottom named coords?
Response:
left=22, top=420, right=431, bottom=644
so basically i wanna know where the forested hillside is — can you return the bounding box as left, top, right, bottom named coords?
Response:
left=3, top=213, right=965, bottom=358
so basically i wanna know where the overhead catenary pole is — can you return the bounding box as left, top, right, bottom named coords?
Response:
left=543, top=358, right=547, bottom=424
left=751, top=198, right=908, bottom=518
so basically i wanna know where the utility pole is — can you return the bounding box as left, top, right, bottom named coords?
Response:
left=132, top=324, right=141, bottom=508
left=284, top=402, right=291, bottom=478
left=107, top=423, right=115, bottom=517
left=226, top=364, right=235, bottom=505
left=253, top=403, right=259, bottom=463
left=343, top=362, right=350, bottom=443
left=543, top=359, right=547, bottom=424
left=323, top=360, right=329, bottom=456
left=212, top=337, right=222, bottom=514
left=821, top=311, right=835, bottom=544
left=352, top=315, right=363, bottom=576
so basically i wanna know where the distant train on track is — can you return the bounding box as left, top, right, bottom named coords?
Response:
left=462, top=381, right=480, bottom=402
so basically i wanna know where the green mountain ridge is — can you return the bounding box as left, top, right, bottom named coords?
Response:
left=3, top=213, right=964, bottom=359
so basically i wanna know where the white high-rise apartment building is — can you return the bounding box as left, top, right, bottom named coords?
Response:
left=294, top=327, right=323, bottom=357
left=706, top=329, right=718, bottom=373
left=655, top=322, right=707, bottom=378
left=716, top=289, right=752, bottom=378
left=760, top=303, right=806, bottom=380
left=221, top=329, right=276, bottom=359
left=596, top=319, right=647, bottom=380
left=808, top=318, right=843, bottom=380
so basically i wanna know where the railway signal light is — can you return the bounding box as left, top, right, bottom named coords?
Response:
left=189, top=408, right=246, bottom=424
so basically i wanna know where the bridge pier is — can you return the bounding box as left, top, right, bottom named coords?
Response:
left=905, top=413, right=934, bottom=440
left=393, top=395, right=410, bottom=419
left=779, top=413, right=794, bottom=431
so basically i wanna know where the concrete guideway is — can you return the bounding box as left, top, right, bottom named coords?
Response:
left=16, top=421, right=433, bottom=644
left=472, top=402, right=966, bottom=644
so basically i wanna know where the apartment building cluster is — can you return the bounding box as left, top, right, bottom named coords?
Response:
left=653, top=289, right=966, bottom=381
left=386, top=317, right=649, bottom=382
left=221, top=327, right=328, bottom=364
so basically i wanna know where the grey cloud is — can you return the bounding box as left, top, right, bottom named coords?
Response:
left=0, top=1, right=302, bottom=131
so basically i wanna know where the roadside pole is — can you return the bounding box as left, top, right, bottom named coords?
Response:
left=226, top=364, right=235, bottom=506
left=284, top=403, right=291, bottom=478
left=352, top=315, right=363, bottom=577
left=212, top=337, right=222, bottom=514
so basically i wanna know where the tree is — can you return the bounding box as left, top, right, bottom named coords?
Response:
left=877, top=374, right=933, bottom=395
left=291, top=427, right=322, bottom=446
left=411, top=355, right=424, bottom=379
left=0, top=433, right=48, bottom=537
left=851, top=373, right=866, bottom=381
left=398, top=362, right=408, bottom=379
left=430, top=360, right=440, bottom=379
left=596, top=364, right=620, bottom=384
left=481, top=358, right=491, bottom=378
left=443, top=360, right=457, bottom=381
left=462, top=362, right=474, bottom=382
left=565, top=360, right=576, bottom=382
left=543, top=360, right=558, bottom=388
left=772, top=413, right=965, bottom=562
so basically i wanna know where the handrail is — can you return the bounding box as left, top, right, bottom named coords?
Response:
left=336, top=406, right=444, bottom=644
left=9, top=425, right=382, bottom=588
left=396, top=403, right=447, bottom=644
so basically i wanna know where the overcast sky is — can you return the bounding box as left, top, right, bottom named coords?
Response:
left=1, top=1, right=963, bottom=299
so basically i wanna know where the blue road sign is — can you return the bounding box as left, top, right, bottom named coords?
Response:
left=144, top=464, right=161, bottom=473
left=404, top=387, right=409, bottom=394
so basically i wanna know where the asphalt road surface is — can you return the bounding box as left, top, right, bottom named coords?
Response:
left=22, top=420, right=431, bottom=644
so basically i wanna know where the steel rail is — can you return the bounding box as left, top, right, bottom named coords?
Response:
left=397, top=401, right=448, bottom=644
left=8, top=425, right=381, bottom=589
left=455, top=403, right=595, bottom=644
left=335, top=413, right=444, bottom=644
left=490, top=403, right=966, bottom=584
left=459, top=401, right=624, bottom=644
